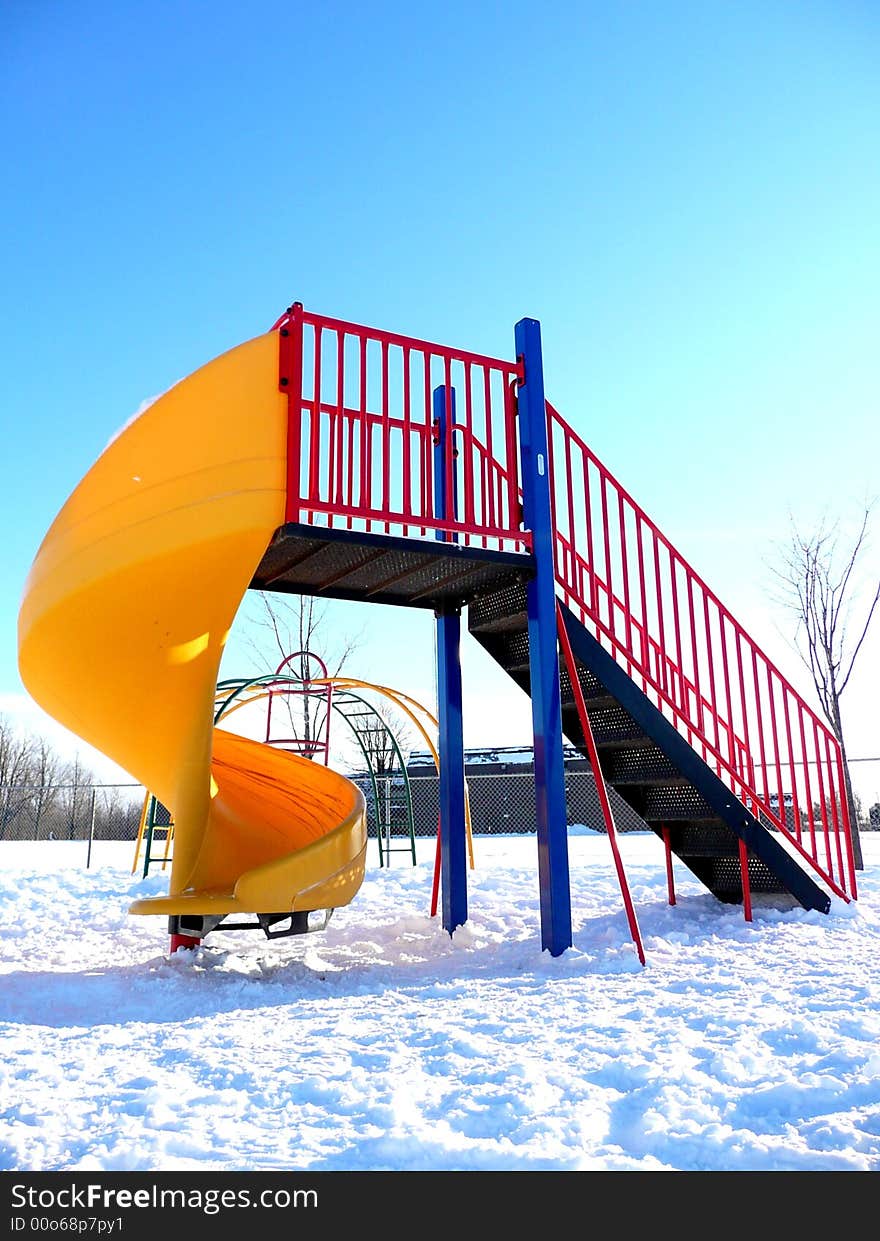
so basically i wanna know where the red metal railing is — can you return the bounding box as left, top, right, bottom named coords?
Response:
left=272, top=304, right=855, bottom=904
left=276, top=304, right=528, bottom=552
left=546, top=401, right=857, bottom=901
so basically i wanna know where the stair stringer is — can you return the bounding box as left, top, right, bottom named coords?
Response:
left=558, top=601, right=831, bottom=915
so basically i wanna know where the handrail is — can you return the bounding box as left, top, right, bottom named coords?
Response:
left=545, top=399, right=856, bottom=900
left=274, top=304, right=856, bottom=903
left=277, top=304, right=528, bottom=552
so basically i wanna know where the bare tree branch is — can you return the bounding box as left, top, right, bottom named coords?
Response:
left=241, top=592, right=363, bottom=757
left=839, top=578, right=880, bottom=697
left=769, top=501, right=879, bottom=870
left=346, top=698, right=415, bottom=775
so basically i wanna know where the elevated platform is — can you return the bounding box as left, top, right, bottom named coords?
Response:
left=251, top=523, right=535, bottom=611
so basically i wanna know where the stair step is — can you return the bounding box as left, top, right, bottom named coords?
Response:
left=490, top=629, right=531, bottom=672
left=559, top=664, right=615, bottom=709
left=582, top=704, right=647, bottom=744
left=607, top=746, right=681, bottom=785
left=704, top=855, right=785, bottom=895
left=642, top=785, right=716, bottom=822
left=468, top=582, right=529, bottom=634
left=469, top=593, right=832, bottom=915
left=468, top=610, right=529, bottom=637
left=665, top=822, right=738, bottom=857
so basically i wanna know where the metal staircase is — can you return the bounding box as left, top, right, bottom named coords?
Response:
left=257, top=300, right=857, bottom=949
left=469, top=582, right=833, bottom=912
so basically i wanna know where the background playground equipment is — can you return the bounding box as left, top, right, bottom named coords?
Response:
left=18, top=301, right=857, bottom=963
left=132, top=653, right=476, bottom=879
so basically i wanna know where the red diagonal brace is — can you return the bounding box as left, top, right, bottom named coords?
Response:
left=556, top=602, right=646, bottom=965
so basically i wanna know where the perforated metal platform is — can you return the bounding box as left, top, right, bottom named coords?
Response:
left=251, top=523, right=535, bottom=612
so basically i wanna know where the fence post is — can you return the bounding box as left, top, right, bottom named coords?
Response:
left=515, top=315, right=572, bottom=956
left=86, top=787, right=97, bottom=869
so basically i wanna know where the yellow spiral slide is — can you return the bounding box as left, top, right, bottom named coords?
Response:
left=17, top=332, right=367, bottom=933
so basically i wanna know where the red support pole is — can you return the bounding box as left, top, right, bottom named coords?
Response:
left=738, top=838, right=753, bottom=922
left=430, top=815, right=442, bottom=918
left=169, top=934, right=200, bottom=954
left=556, top=601, right=646, bottom=965
left=662, top=826, right=676, bottom=906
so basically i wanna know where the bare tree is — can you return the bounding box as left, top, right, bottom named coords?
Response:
left=771, top=504, right=880, bottom=869
left=347, top=698, right=415, bottom=775
left=30, top=734, right=63, bottom=840
left=96, top=785, right=142, bottom=840
left=245, top=592, right=362, bottom=757
left=57, top=754, right=96, bottom=841
left=0, top=715, right=39, bottom=839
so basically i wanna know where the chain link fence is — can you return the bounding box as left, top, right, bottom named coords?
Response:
left=0, top=783, right=143, bottom=844
left=2, top=758, right=877, bottom=867
left=353, top=762, right=880, bottom=842
left=353, top=769, right=649, bottom=839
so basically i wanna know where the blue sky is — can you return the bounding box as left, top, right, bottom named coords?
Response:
left=2, top=1, right=878, bottom=795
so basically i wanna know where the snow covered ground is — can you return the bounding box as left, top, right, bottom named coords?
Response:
left=1, top=832, right=879, bottom=1172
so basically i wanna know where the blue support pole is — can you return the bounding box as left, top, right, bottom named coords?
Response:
left=433, top=385, right=467, bottom=934
left=515, top=317, right=572, bottom=955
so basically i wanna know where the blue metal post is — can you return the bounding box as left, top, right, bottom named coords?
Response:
left=515, top=317, right=572, bottom=955
left=433, top=385, right=467, bottom=933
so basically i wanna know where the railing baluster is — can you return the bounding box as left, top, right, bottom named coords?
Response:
left=652, top=530, right=668, bottom=696
left=717, top=615, right=738, bottom=779
left=504, top=377, right=519, bottom=536
left=765, top=666, right=785, bottom=831
left=461, top=362, right=475, bottom=537
left=402, top=346, right=411, bottom=534
left=635, top=513, right=649, bottom=680
left=443, top=357, right=454, bottom=532
left=798, top=705, right=817, bottom=863
left=751, top=648, right=770, bottom=809
left=381, top=339, right=390, bottom=531
left=601, top=475, right=614, bottom=642
left=582, top=452, right=596, bottom=614
left=565, top=429, right=576, bottom=592
left=668, top=547, right=684, bottom=715
left=812, top=719, right=834, bottom=877
left=358, top=334, right=368, bottom=522
left=686, top=571, right=705, bottom=752
left=423, top=351, right=433, bottom=528
left=346, top=407, right=355, bottom=530
left=782, top=689, right=803, bottom=845
left=734, top=629, right=752, bottom=787
left=823, top=732, right=846, bottom=894
left=483, top=368, right=495, bottom=532
left=834, top=742, right=858, bottom=898
left=703, top=595, right=721, bottom=760
left=334, top=333, right=345, bottom=514
left=619, top=493, right=633, bottom=670
left=311, top=325, right=323, bottom=510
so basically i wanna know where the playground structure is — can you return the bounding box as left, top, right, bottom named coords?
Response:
left=18, top=301, right=857, bottom=961
left=133, top=653, right=476, bottom=894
